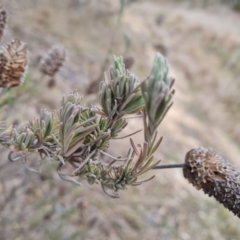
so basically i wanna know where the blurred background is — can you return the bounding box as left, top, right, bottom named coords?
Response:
left=0, top=0, right=240, bottom=239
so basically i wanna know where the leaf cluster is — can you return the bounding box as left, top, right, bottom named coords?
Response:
left=1, top=53, right=175, bottom=197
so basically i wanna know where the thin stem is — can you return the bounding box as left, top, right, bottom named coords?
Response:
left=153, top=163, right=185, bottom=169
left=100, top=150, right=128, bottom=161
left=113, top=129, right=142, bottom=139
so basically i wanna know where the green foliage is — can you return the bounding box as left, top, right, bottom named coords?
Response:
left=99, top=56, right=144, bottom=119
left=1, top=53, right=175, bottom=197
left=141, top=53, right=175, bottom=142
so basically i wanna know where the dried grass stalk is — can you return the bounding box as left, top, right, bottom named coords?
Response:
left=0, top=39, right=28, bottom=88
left=0, top=5, right=7, bottom=42
left=183, top=146, right=240, bottom=218
left=40, top=45, right=66, bottom=77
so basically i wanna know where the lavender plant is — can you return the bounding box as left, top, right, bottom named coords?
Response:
left=1, top=3, right=240, bottom=219
left=0, top=52, right=175, bottom=198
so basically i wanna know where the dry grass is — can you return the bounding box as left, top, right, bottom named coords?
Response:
left=0, top=0, right=240, bottom=239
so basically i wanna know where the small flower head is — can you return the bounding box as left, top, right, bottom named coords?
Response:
left=0, top=39, right=28, bottom=88
left=40, top=44, right=66, bottom=77
left=0, top=5, right=7, bottom=42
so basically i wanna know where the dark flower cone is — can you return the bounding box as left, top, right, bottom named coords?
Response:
left=40, top=45, right=66, bottom=77
left=0, top=5, right=7, bottom=42
left=0, top=39, right=28, bottom=88
left=183, top=146, right=240, bottom=218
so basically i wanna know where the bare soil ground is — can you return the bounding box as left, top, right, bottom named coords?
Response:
left=1, top=0, right=240, bottom=239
